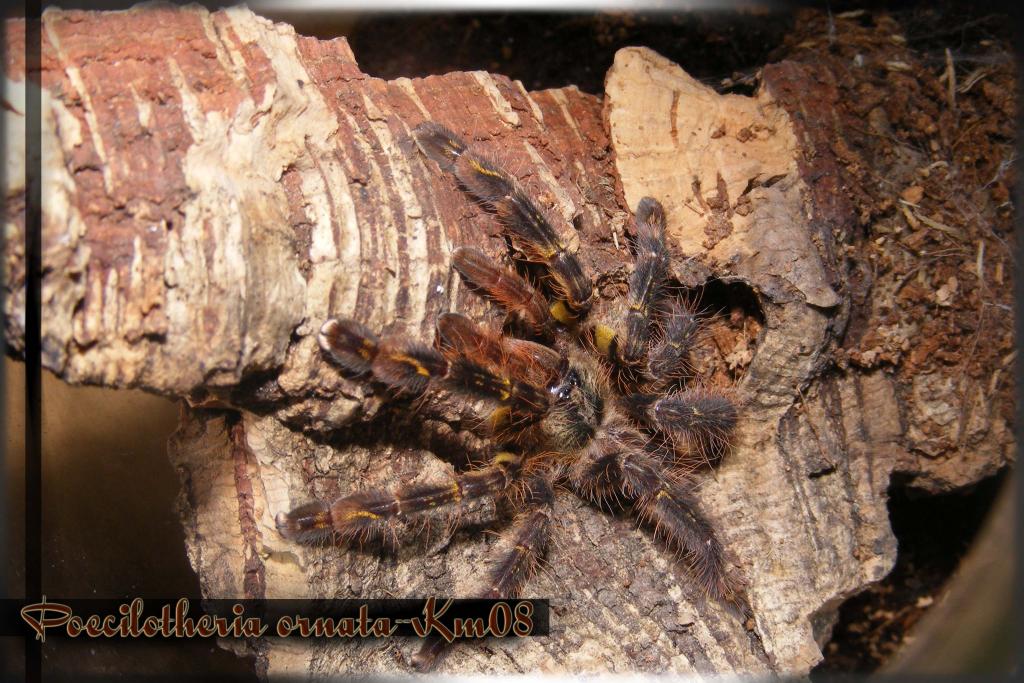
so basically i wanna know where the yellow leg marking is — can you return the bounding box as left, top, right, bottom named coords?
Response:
left=592, top=324, right=617, bottom=356
left=493, top=451, right=520, bottom=468
left=341, top=509, right=381, bottom=522
left=468, top=158, right=505, bottom=179
left=514, top=544, right=532, bottom=554
left=357, top=338, right=377, bottom=360
left=451, top=480, right=463, bottom=502
left=656, top=489, right=672, bottom=501
left=390, top=353, right=432, bottom=377
left=549, top=301, right=576, bottom=325
left=490, top=407, right=511, bottom=431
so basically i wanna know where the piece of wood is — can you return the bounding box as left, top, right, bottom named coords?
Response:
left=3, top=5, right=1013, bottom=677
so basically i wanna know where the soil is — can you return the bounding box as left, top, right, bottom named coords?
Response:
left=764, top=8, right=1017, bottom=667
left=772, top=7, right=1016, bottom=453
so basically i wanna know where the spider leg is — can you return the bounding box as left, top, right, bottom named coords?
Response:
left=565, top=415, right=746, bottom=610
left=413, top=122, right=593, bottom=320
left=614, top=447, right=748, bottom=613
left=436, top=312, right=560, bottom=390
left=451, top=247, right=555, bottom=337
left=566, top=420, right=634, bottom=510
left=446, top=357, right=550, bottom=418
left=436, top=311, right=565, bottom=442
left=320, top=316, right=549, bottom=411
left=624, top=387, right=739, bottom=468
left=276, top=451, right=524, bottom=546
left=319, top=318, right=446, bottom=396
left=408, top=121, right=467, bottom=171
left=586, top=197, right=671, bottom=385
left=411, top=475, right=555, bottom=672
left=646, top=298, right=700, bottom=388
left=623, top=197, right=670, bottom=364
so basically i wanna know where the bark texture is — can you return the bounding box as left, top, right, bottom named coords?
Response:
left=3, top=5, right=1014, bottom=677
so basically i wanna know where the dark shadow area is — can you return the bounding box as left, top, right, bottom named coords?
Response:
left=3, top=359, right=258, bottom=681
left=691, top=278, right=766, bottom=328
left=812, top=468, right=1010, bottom=675
left=268, top=11, right=795, bottom=95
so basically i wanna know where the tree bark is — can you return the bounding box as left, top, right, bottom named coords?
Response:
left=4, top=5, right=1014, bottom=677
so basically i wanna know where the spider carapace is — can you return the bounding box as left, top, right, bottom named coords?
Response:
left=276, top=121, right=749, bottom=671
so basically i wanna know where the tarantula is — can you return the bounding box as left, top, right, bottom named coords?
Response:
left=276, top=121, right=748, bottom=671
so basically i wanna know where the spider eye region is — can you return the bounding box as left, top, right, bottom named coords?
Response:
left=545, top=363, right=604, bottom=451
left=550, top=367, right=581, bottom=400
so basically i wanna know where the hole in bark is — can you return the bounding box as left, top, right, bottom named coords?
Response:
left=690, top=278, right=765, bottom=327
left=680, top=278, right=764, bottom=383
left=229, top=368, right=285, bottom=413
left=811, top=468, right=1009, bottom=675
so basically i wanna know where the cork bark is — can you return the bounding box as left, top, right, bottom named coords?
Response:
left=3, top=5, right=1013, bottom=677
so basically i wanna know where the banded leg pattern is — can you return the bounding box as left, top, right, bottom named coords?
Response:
left=436, top=312, right=559, bottom=392
left=319, top=318, right=446, bottom=396
left=451, top=247, right=555, bottom=337
left=587, top=196, right=673, bottom=384
left=625, top=388, right=739, bottom=466
left=276, top=452, right=524, bottom=545
left=623, top=197, right=670, bottom=364
left=413, top=122, right=593, bottom=319
left=411, top=476, right=554, bottom=672
left=646, top=299, right=700, bottom=386
left=615, top=450, right=746, bottom=611
left=320, top=315, right=555, bottom=421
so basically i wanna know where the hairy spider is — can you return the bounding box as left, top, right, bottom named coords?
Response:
left=276, top=121, right=748, bottom=671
